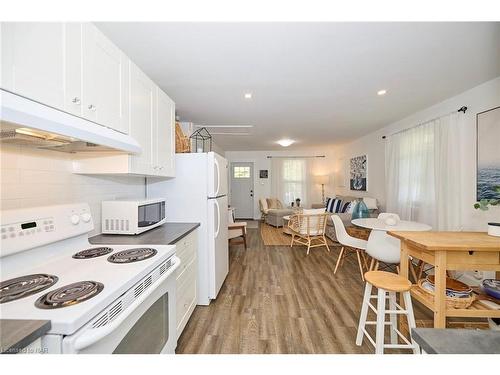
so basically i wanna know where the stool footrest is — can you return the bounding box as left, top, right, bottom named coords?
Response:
left=383, top=344, right=417, bottom=350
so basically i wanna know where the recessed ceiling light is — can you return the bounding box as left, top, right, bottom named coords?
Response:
left=244, top=92, right=252, bottom=99
left=377, top=89, right=387, bottom=96
left=277, top=139, right=295, bottom=147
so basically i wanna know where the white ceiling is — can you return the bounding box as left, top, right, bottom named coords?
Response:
left=96, top=22, right=500, bottom=151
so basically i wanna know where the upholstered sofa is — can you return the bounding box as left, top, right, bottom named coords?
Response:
left=259, top=198, right=297, bottom=227
left=313, top=195, right=379, bottom=242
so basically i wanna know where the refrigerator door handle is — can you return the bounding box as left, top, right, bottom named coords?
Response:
left=214, top=157, right=220, bottom=197
left=214, top=198, right=220, bottom=238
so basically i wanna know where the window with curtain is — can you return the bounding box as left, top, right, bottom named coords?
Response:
left=282, top=159, right=307, bottom=204
left=271, top=158, right=310, bottom=206
left=385, top=112, right=464, bottom=230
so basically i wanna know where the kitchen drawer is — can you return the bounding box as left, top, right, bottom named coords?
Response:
left=176, top=258, right=197, bottom=338
left=175, top=231, right=197, bottom=273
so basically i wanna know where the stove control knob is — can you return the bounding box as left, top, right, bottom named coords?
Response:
left=70, top=214, right=80, bottom=225
left=81, top=213, right=91, bottom=223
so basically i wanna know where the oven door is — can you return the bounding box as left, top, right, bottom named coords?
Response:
left=62, top=257, right=179, bottom=354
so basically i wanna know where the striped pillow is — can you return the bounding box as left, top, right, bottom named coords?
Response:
left=325, top=197, right=343, bottom=213
left=341, top=201, right=353, bottom=213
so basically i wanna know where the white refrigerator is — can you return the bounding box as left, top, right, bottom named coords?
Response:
left=147, top=152, right=229, bottom=305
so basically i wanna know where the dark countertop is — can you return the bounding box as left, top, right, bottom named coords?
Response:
left=90, top=222, right=200, bottom=246
left=1, top=319, right=51, bottom=354
left=412, top=328, right=500, bottom=354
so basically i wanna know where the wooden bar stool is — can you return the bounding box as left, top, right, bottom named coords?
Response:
left=356, top=271, right=419, bottom=354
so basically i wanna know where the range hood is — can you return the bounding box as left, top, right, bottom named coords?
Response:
left=0, top=90, right=141, bottom=154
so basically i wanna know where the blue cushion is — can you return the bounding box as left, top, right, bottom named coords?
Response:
left=325, top=197, right=343, bottom=213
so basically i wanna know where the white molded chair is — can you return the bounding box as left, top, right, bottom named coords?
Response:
left=376, top=213, right=430, bottom=280
left=365, top=213, right=403, bottom=272
left=366, top=231, right=401, bottom=272
left=331, top=215, right=368, bottom=280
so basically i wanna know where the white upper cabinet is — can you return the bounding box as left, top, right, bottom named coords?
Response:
left=129, top=62, right=155, bottom=175
left=1, top=23, right=67, bottom=110
left=2, top=22, right=175, bottom=177
left=64, top=23, right=84, bottom=116
left=82, top=23, right=129, bottom=134
left=155, top=88, right=176, bottom=177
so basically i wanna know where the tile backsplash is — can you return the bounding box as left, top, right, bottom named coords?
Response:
left=0, top=144, right=146, bottom=235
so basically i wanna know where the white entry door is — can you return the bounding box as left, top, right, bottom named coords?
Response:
left=230, top=162, right=254, bottom=219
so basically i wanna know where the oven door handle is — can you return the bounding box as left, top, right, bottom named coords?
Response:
left=72, top=256, right=180, bottom=351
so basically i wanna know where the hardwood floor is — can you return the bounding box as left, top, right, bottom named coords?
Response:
left=176, top=224, right=432, bottom=354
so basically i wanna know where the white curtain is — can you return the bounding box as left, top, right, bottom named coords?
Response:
left=385, top=112, right=464, bottom=230
left=271, top=158, right=312, bottom=207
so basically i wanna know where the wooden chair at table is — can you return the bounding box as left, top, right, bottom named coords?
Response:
left=228, top=208, right=247, bottom=249
left=331, top=214, right=369, bottom=281
left=288, top=209, right=330, bottom=255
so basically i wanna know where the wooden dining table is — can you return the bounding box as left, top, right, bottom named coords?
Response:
left=388, top=231, right=500, bottom=328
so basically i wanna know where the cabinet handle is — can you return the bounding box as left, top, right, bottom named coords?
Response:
left=72, top=97, right=81, bottom=105
left=88, top=104, right=96, bottom=111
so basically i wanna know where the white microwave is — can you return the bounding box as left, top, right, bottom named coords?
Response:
left=101, top=198, right=166, bottom=235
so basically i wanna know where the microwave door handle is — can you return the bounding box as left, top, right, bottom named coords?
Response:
left=214, top=199, right=220, bottom=238
left=214, top=158, right=220, bottom=197
left=72, top=257, right=180, bottom=352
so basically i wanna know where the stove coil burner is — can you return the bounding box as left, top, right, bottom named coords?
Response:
left=107, top=248, right=158, bottom=264
left=0, top=274, right=59, bottom=304
left=72, top=247, right=114, bottom=259
left=35, top=281, right=104, bottom=309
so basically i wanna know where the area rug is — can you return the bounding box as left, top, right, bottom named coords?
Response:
left=260, top=223, right=335, bottom=246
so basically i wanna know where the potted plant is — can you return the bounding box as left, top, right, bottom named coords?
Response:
left=474, top=185, right=500, bottom=237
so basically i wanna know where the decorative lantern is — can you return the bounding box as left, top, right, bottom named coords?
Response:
left=189, top=127, right=212, bottom=153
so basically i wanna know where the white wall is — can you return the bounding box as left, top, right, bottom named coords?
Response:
left=0, top=145, right=146, bottom=235
left=225, top=148, right=336, bottom=219
left=333, top=76, right=500, bottom=231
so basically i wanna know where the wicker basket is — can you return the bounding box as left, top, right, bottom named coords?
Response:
left=417, top=279, right=475, bottom=309
left=175, top=122, right=191, bottom=153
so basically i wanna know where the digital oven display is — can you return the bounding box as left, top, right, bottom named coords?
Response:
left=21, top=222, right=37, bottom=230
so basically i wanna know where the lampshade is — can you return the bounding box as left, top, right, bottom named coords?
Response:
left=314, top=175, right=329, bottom=185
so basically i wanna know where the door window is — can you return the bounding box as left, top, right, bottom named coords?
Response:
left=233, top=166, right=250, bottom=178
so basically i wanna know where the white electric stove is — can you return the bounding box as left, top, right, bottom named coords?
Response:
left=0, top=203, right=179, bottom=354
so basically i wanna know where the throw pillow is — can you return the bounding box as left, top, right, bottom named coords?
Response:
left=341, top=201, right=352, bottom=213
left=266, top=198, right=280, bottom=209
left=325, top=197, right=343, bottom=213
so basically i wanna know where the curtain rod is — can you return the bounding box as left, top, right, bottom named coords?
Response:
left=382, top=106, right=467, bottom=140
left=266, top=155, right=325, bottom=159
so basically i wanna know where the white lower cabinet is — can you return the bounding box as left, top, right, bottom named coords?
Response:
left=175, top=230, right=198, bottom=339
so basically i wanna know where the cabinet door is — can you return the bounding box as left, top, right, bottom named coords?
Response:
left=1, top=22, right=66, bottom=110
left=64, top=23, right=83, bottom=116
left=82, top=23, right=128, bottom=133
left=155, top=88, right=176, bottom=177
left=129, top=62, right=155, bottom=175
